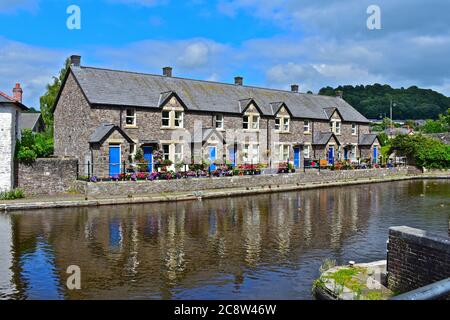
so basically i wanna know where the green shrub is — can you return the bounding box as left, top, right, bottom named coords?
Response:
left=0, top=189, right=25, bottom=200
left=16, top=129, right=54, bottom=164
left=389, top=134, right=450, bottom=169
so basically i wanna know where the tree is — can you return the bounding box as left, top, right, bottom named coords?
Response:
left=389, top=135, right=450, bottom=169
left=319, top=84, right=450, bottom=120
left=16, top=129, right=54, bottom=164
left=40, top=58, right=71, bottom=131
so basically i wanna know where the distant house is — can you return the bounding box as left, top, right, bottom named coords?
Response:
left=0, top=84, right=28, bottom=191
left=19, top=113, right=46, bottom=133
left=385, top=127, right=414, bottom=137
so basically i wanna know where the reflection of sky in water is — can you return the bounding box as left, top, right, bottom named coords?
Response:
left=109, top=219, right=122, bottom=249
left=20, top=238, right=62, bottom=300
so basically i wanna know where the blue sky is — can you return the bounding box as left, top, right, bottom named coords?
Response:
left=1, top=0, right=450, bottom=108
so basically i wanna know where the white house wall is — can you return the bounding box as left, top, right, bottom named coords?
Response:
left=0, top=105, right=17, bottom=191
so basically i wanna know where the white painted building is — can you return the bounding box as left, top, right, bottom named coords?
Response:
left=0, top=84, right=27, bottom=192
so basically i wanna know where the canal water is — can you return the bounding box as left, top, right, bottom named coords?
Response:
left=0, top=179, right=448, bottom=300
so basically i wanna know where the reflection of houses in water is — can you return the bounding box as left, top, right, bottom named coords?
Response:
left=6, top=186, right=375, bottom=299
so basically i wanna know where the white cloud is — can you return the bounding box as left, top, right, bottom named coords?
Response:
left=0, top=0, right=38, bottom=13
left=106, top=0, right=167, bottom=7
left=0, top=37, right=67, bottom=108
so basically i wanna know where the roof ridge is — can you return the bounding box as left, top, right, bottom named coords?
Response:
left=0, top=91, right=14, bottom=102
left=78, top=65, right=333, bottom=98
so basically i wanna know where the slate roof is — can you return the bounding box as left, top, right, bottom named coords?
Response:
left=359, top=134, right=379, bottom=146
left=70, top=66, right=369, bottom=123
left=89, top=123, right=133, bottom=144
left=313, top=132, right=340, bottom=146
left=20, top=113, right=42, bottom=132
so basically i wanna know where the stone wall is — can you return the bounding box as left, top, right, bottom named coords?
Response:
left=17, top=158, right=78, bottom=195
left=387, top=226, right=450, bottom=294
left=76, top=167, right=408, bottom=197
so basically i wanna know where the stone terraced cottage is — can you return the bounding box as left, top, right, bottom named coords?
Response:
left=54, top=55, right=380, bottom=177
left=0, top=84, right=28, bottom=191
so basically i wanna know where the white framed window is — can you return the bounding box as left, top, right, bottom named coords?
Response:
left=304, top=120, right=311, bottom=133
left=279, top=145, right=290, bottom=161
left=162, top=144, right=170, bottom=161
left=243, top=144, right=259, bottom=163
left=276, top=116, right=290, bottom=132
left=243, top=115, right=249, bottom=130
left=275, top=118, right=281, bottom=131
left=243, top=114, right=260, bottom=130
left=162, top=111, right=170, bottom=127
left=330, top=120, right=342, bottom=134
left=283, top=118, right=290, bottom=132
left=335, top=121, right=341, bottom=135
left=174, top=111, right=184, bottom=128
left=350, top=145, right=357, bottom=161
left=352, top=123, right=357, bottom=135
left=252, top=144, right=259, bottom=163
left=174, top=144, right=183, bottom=163
left=215, top=114, right=224, bottom=129
left=304, top=145, right=311, bottom=159
left=251, top=115, right=260, bottom=130
left=162, top=110, right=184, bottom=128
left=126, top=108, right=136, bottom=126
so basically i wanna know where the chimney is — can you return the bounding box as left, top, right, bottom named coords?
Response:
left=336, top=90, right=343, bottom=98
left=163, top=67, right=173, bottom=77
left=291, top=84, right=299, bottom=93
left=70, top=55, right=81, bottom=67
left=234, top=76, right=243, bottom=86
left=12, top=83, right=23, bottom=103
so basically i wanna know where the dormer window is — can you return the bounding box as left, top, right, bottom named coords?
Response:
left=243, top=114, right=260, bottom=130
left=162, top=111, right=170, bottom=127
left=276, top=116, right=290, bottom=133
left=161, top=109, right=184, bottom=129
left=243, top=116, right=249, bottom=129
left=126, top=108, right=136, bottom=126
left=174, top=111, right=184, bottom=128
left=330, top=120, right=342, bottom=135
left=251, top=115, right=260, bottom=129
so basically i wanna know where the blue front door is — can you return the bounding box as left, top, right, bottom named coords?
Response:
left=373, top=146, right=378, bottom=164
left=109, top=145, right=121, bottom=176
left=328, top=147, right=334, bottom=165
left=344, top=148, right=349, bottom=161
left=209, top=146, right=217, bottom=171
left=294, top=147, right=301, bottom=168
left=143, top=146, right=153, bottom=172
left=230, top=146, right=237, bottom=167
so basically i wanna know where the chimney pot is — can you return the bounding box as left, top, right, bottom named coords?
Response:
left=163, top=67, right=173, bottom=77
left=70, top=55, right=81, bottom=67
left=291, top=84, right=299, bottom=93
left=12, top=83, right=23, bottom=103
left=234, top=76, right=243, bottom=86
